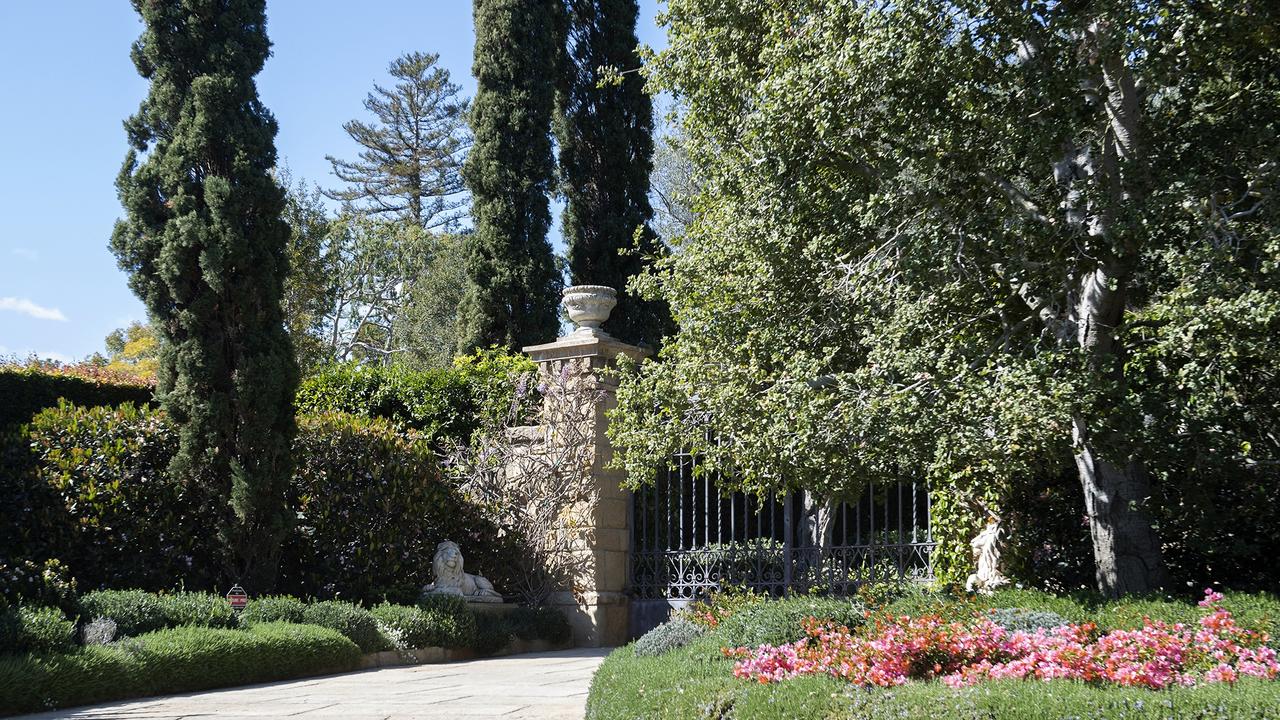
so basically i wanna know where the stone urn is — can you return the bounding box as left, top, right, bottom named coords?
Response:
left=562, top=285, right=617, bottom=335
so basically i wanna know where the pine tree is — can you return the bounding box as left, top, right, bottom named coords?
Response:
left=457, top=0, right=564, bottom=353
left=557, top=0, right=668, bottom=347
left=111, top=0, right=299, bottom=591
left=325, top=52, right=469, bottom=230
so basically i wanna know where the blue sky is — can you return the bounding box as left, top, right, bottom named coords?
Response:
left=0, top=1, right=667, bottom=362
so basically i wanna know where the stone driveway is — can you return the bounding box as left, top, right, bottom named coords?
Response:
left=16, top=648, right=610, bottom=720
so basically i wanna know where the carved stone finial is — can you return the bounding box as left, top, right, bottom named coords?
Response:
left=562, top=285, right=617, bottom=338
left=421, top=540, right=502, bottom=603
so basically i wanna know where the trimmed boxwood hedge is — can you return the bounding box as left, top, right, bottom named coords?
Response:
left=0, top=622, right=360, bottom=715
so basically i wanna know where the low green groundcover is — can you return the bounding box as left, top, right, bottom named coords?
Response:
left=0, top=622, right=360, bottom=716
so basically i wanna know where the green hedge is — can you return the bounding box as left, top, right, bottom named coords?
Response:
left=295, top=350, right=538, bottom=445
left=18, top=404, right=216, bottom=592
left=0, top=367, right=153, bottom=430
left=300, top=601, right=389, bottom=652
left=295, top=363, right=476, bottom=443
left=240, top=595, right=306, bottom=625
left=416, top=595, right=478, bottom=649
left=78, top=590, right=236, bottom=636
left=714, top=596, right=867, bottom=649
left=282, top=412, right=516, bottom=604
left=4, top=403, right=516, bottom=604
left=0, top=622, right=360, bottom=716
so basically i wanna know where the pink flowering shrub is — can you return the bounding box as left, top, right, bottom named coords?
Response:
left=728, top=589, right=1279, bottom=690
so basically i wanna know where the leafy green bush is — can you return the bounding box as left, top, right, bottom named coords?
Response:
left=714, top=596, right=868, bottom=649
left=240, top=595, right=306, bottom=625
left=450, top=348, right=539, bottom=427
left=634, top=617, right=706, bottom=657
left=296, top=352, right=538, bottom=445
left=21, top=403, right=220, bottom=592
left=0, top=558, right=78, bottom=615
left=79, top=590, right=235, bottom=636
left=471, top=617, right=514, bottom=655
left=300, top=601, right=389, bottom=652
left=295, top=363, right=475, bottom=442
left=370, top=603, right=431, bottom=649
left=0, top=606, right=75, bottom=655
left=985, top=608, right=1069, bottom=633
left=283, top=412, right=515, bottom=604
left=685, top=587, right=769, bottom=629
left=10, top=402, right=517, bottom=606
left=417, top=594, right=477, bottom=648
left=0, top=622, right=360, bottom=715
left=370, top=602, right=483, bottom=650
left=506, top=606, right=572, bottom=644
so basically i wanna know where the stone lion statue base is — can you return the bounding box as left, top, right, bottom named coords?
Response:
left=421, top=540, right=503, bottom=603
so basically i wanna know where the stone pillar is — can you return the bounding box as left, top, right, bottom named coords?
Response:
left=522, top=285, right=649, bottom=647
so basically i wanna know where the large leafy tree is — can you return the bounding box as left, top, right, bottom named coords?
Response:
left=398, top=232, right=471, bottom=368
left=319, top=214, right=430, bottom=364
left=613, top=0, right=1280, bottom=595
left=457, top=0, right=564, bottom=352
left=111, top=0, right=299, bottom=590
left=557, top=0, right=667, bottom=346
left=279, top=173, right=337, bottom=373
left=101, top=321, right=160, bottom=381
left=649, top=115, right=700, bottom=246
left=325, top=52, right=469, bottom=230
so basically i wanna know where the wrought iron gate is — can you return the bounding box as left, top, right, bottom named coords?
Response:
left=630, top=449, right=936, bottom=600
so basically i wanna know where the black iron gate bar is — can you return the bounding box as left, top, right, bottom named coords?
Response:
left=630, top=450, right=936, bottom=600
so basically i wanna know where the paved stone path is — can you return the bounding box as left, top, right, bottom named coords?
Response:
left=17, top=648, right=610, bottom=720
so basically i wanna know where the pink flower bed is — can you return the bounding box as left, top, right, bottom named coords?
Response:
left=727, top=590, right=1279, bottom=690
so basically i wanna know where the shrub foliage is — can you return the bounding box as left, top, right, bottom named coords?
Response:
left=0, top=622, right=360, bottom=715
left=0, top=606, right=76, bottom=655
left=0, top=366, right=153, bottom=430
left=78, top=590, right=236, bottom=637
left=3, top=403, right=515, bottom=604
left=634, top=617, right=706, bottom=657
left=300, top=601, right=389, bottom=653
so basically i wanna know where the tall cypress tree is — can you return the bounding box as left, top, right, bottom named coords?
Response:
left=557, top=0, right=667, bottom=347
left=111, top=0, right=299, bottom=590
left=458, top=0, right=564, bottom=352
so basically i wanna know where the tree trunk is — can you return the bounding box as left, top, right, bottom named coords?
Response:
left=1071, top=260, right=1168, bottom=596
left=1072, top=414, right=1168, bottom=596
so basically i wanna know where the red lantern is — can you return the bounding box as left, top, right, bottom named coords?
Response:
left=226, top=584, right=248, bottom=613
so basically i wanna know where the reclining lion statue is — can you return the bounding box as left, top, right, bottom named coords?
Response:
left=422, top=540, right=502, bottom=602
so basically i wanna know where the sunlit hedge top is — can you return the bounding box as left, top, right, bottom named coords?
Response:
left=0, top=363, right=155, bottom=429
